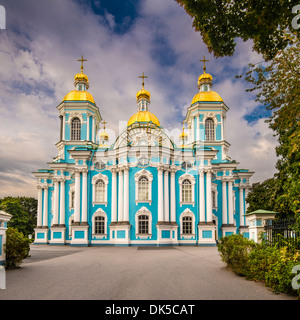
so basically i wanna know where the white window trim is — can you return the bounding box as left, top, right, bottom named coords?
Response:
left=68, top=214, right=74, bottom=237
left=134, top=169, right=153, bottom=205
left=135, top=206, right=152, bottom=239
left=212, top=183, right=218, bottom=209
left=179, top=208, right=196, bottom=239
left=92, top=208, right=107, bottom=239
left=69, top=183, right=75, bottom=209
left=178, top=173, right=195, bottom=206
left=92, top=173, right=109, bottom=206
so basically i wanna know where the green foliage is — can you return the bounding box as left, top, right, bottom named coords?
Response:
left=0, top=197, right=37, bottom=237
left=217, top=234, right=300, bottom=297
left=175, top=0, right=299, bottom=60
left=243, top=34, right=300, bottom=218
left=4, top=227, right=31, bottom=269
left=217, top=233, right=256, bottom=276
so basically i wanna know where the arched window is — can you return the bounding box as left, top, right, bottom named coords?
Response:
left=205, top=118, right=215, bottom=141
left=138, top=215, right=149, bottom=234
left=138, top=176, right=149, bottom=201
left=182, top=216, right=193, bottom=234
left=182, top=179, right=192, bottom=203
left=71, top=117, right=81, bottom=140
left=94, top=216, right=105, bottom=235
left=95, top=179, right=105, bottom=203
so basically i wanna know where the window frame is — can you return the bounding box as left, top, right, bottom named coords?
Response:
left=134, top=169, right=153, bottom=204
left=180, top=209, right=196, bottom=239
left=92, top=173, right=109, bottom=206
left=135, top=206, right=152, bottom=239
left=92, top=208, right=107, bottom=239
left=205, top=118, right=215, bottom=141
left=71, top=117, right=81, bottom=141
left=178, top=173, right=195, bottom=206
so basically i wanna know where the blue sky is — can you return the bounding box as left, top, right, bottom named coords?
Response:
left=0, top=0, right=278, bottom=197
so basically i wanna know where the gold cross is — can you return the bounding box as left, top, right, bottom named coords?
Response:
left=102, top=120, right=107, bottom=130
left=139, top=72, right=148, bottom=88
left=78, top=55, right=87, bottom=73
left=200, top=56, right=209, bottom=73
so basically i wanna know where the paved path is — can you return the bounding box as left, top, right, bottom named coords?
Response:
left=0, top=245, right=297, bottom=300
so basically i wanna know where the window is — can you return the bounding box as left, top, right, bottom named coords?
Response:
left=179, top=173, right=195, bottom=205
left=95, top=216, right=105, bottom=234
left=182, top=179, right=192, bottom=202
left=95, top=180, right=105, bottom=202
left=182, top=216, right=193, bottom=234
left=138, top=176, right=149, bottom=201
left=135, top=169, right=153, bottom=204
left=92, top=173, right=109, bottom=205
left=138, top=215, right=149, bottom=234
left=71, top=191, right=75, bottom=208
left=71, top=117, right=81, bottom=140
left=135, top=207, right=152, bottom=238
left=180, top=209, right=195, bottom=238
left=205, top=118, right=215, bottom=141
left=92, top=209, right=107, bottom=238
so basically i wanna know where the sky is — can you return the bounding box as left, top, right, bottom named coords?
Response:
left=0, top=0, right=278, bottom=198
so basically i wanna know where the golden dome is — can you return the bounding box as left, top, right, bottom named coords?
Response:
left=74, top=72, right=89, bottom=84
left=136, top=88, right=151, bottom=100
left=63, top=90, right=95, bottom=104
left=198, top=72, right=213, bottom=85
left=127, top=111, right=160, bottom=127
left=99, top=131, right=109, bottom=139
left=191, top=91, right=223, bottom=104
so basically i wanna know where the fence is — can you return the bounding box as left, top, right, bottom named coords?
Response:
left=264, top=217, right=300, bottom=249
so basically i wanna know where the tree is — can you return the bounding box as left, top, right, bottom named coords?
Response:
left=0, top=197, right=37, bottom=237
left=175, top=0, right=299, bottom=60
left=242, top=34, right=300, bottom=217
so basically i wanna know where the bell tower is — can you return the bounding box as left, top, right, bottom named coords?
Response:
left=55, top=56, right=102, bottom=162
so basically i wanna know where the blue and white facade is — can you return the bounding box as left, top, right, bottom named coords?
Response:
left=33, top=66, right=253, bottom=246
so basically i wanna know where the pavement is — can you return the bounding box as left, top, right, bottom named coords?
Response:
left=0, top=244, right=298, bottom=300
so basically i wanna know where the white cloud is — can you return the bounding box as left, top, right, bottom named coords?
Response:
left=0, top=0, right=278, bottom=198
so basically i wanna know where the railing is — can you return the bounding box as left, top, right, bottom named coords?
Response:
left=264, top=217, right=299, bottom=249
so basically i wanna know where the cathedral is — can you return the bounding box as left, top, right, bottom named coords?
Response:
left=33, top=56, right=253, bottom=246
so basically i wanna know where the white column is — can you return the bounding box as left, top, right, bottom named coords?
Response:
left=222, top=179, right=227, bottom=225
left=111, top=168, right=117, bottom=222
left=118, top=169, right=123, bottom=222
left=206, top=169, right=212, bottom=223
left=196, top=115, right=200, bottom=141
left=157, top=167, right=164, bottom=222
left=43, top=187, right=48, bottom=227
left=199, top=170, right=205, bottom=222
left=123, top=167, right=129, bottom=222
left=228, top=178, right=234, bottom=225
left=74, top=170, right=81, bottom=224
left=92, top=117, right=95, bottom=143
left=37, top=186, right=43, bottom=227
left=81, top=170, right=88, bottom=223
left=59, top=179, right=65, bottom=225
left=170, top=168, right=176, bottom=222
left=53, top=179, right=59, bottom=226
left=62, top=114, right=65, bottom=140
left=239, top=187, right=244, bottom=227
left=164, top=170, right=169, bottom=222
left=87, top=115, right=90, bottom=141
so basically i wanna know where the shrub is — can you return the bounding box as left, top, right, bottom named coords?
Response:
left=218, top=234, right=300, bottom=297
left=217, top=233, right=256, bottom=276
left=4, top=227, right=31, bottom=269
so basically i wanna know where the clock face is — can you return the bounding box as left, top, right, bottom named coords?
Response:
left=94, top=161, right=106, bottom=171
left=137, top=155, right=149, bottom=168
left=181, top=161, right=193, bottom=171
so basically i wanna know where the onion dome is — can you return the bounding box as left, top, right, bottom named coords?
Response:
left=127, top=72, right=160, bottom=128
left=63, top=56, right=95, bottom=105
